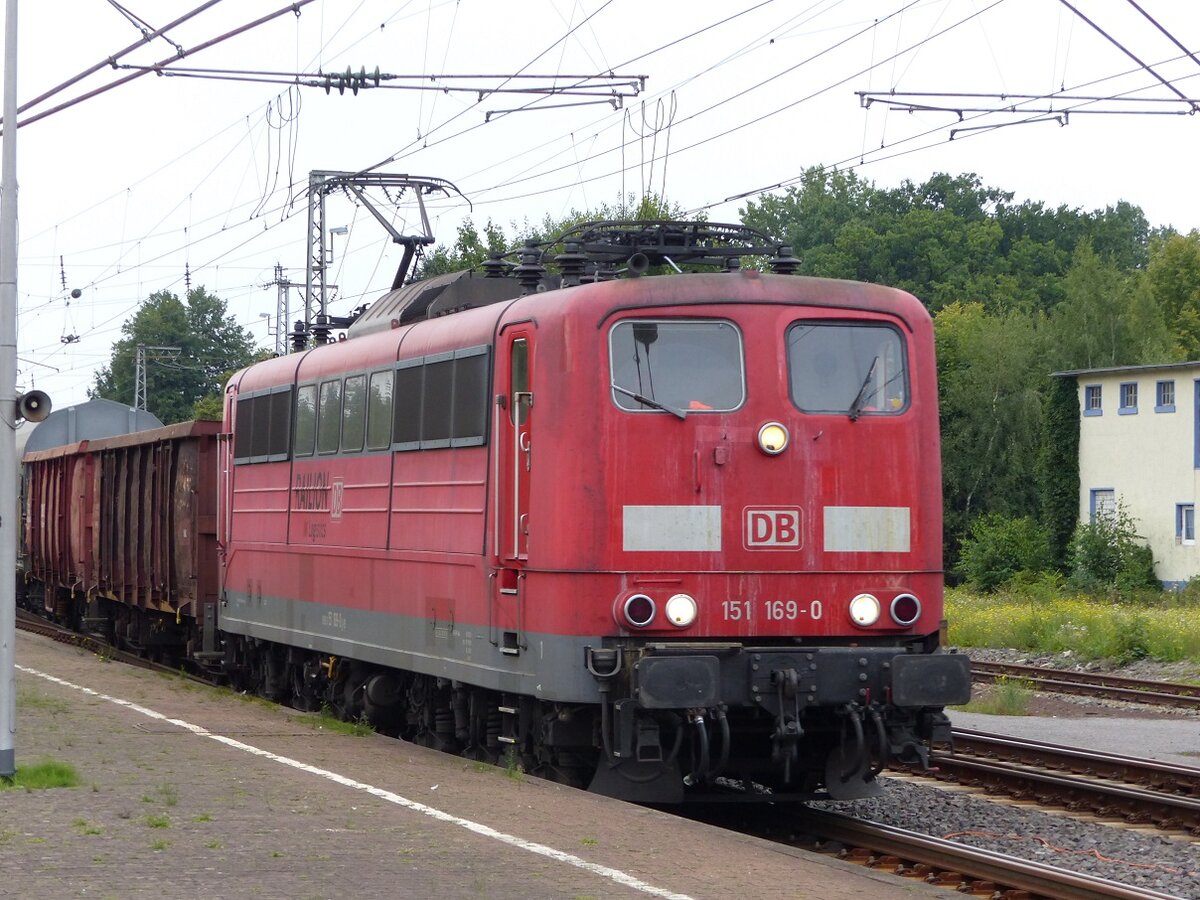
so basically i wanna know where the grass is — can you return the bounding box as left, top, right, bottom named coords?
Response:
left=503, top=747, right=524, bottom=781
left=16, top=689, right=70, bottom=714
left=946, top=587, right=1200, bottom=663
left=291, top=705, right=374, bottom=737
left=156, top=784, right=179, bottom=807
left=0, top=759, right=81, bottom=790
left=143, top=813, right=171, bottom=829
left=954, top=676, right=1034, bottom=716
left=72, top=818, right=104, bottom=836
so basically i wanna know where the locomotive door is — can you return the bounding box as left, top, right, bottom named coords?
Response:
left=493, top=327, right=533, bottom=654
left=501, top=331, right=533, bottom=562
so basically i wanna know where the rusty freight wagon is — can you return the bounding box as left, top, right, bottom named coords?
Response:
left=21, top=421, right=221, bottom=659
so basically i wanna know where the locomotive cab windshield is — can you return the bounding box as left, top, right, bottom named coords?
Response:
left=609, top=318, right=745, bottom=414
left=788, top=321, right=908, bottom=416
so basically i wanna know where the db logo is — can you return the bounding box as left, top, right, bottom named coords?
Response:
left=330, top=478, right=345, bottom=520
left=744, top=507, right=802, bottom=549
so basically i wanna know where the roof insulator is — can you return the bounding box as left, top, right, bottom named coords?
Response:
left=772, top=246, right=800, bottom=275
left=481, top=254, right=507, bottom=278
left=512, top=243, right=547, bottom=295
left=555, top=240, right=589, bottom=287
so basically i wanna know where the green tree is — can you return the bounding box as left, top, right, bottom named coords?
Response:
left=1144, top=231, right=1200, bottom=358
left=934, top=302, right=1046, bottom=562
left=1047, top=242, right=1126, bottom=369
left=416, top=218, right=510, bottom=279
left=416, top=194, right=691, bottom=279
left=91, top=287, right=257, bottom=424
left=1037, top=375, right=1081, bottom=569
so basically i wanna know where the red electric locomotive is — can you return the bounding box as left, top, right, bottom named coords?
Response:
left=217, top=221, right=969, bottom=801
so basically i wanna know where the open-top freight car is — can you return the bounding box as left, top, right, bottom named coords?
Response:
left=22, top=221, right=970, bottom=802
left=21, top=421, right=220, bottom=656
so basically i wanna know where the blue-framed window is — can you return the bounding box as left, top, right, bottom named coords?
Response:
left=1084, top=384, right=1102, bottom=417
left=1177, top=504, right=1195, bottom=544
left=1090, top=488, right=1115, bottom=522
left=1118, top=381, right=1138, bottom=415
left=1156, top=380, right=1176, bottom=413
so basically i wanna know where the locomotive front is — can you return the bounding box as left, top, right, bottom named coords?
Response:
left=506, top=223, right=970, bottom=802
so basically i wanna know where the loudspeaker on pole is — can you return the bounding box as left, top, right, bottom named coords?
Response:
left=17, top=390, right=51, bottom=422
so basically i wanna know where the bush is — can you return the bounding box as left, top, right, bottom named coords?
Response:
left=956, top=514, right=1053, bottom=592
left=1067, top=502, right=1158, bottom=595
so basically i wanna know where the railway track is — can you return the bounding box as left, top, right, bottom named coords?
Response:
left=15, top=608, right=212, bottom=683
left=793, top=808, right=1184, bottom=900
left=933, top=729, right=1200, bottom=834
left=971, top=659, right=1200, bottom=710
left=691, top=803, right=1186, bottom=900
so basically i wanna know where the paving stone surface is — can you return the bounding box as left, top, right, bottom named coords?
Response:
left=2, top=631, right=937, bottom=899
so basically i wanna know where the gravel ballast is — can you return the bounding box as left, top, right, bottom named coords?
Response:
left=811, top=777, right=1200, bottom=897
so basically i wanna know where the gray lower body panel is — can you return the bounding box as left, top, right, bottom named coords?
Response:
left=219, top=590, right=601, bottom=703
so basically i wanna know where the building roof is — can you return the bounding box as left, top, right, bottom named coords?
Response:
left=1051, top=361, right=1200, bottom=379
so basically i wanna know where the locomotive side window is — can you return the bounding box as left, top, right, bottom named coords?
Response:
left=294, top=385, right=316, bottom=457
left=392, top=346, right=491, bottom=450
left=366, top=371, right=393, bottom=450
left=609, top=320, right=744, bottom=413
left=233, top=386, right=294, bottom=464
left=511, top=339, right=529, bottom=425
left=233, top=396, right=255, bottom=460
left=787, top=322, right=907, bottom=415
left=341, top=374, right=367, bottom=452
left=454, top=350, right=489, bottom=440
left=393, top=362, right=424, bottom=448
left=423, top=357, right=455, bottom=448
left=317, top=379, right=342, bottom=454
left=267, top=389, right=291, bottom=459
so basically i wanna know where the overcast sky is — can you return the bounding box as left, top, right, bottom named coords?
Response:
left=5, top=0, right=1198, bottom=410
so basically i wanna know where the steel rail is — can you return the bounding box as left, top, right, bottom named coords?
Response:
left=949, top=728, right=1200, bottom=797
left=929, top=753, right=1200, bottom=833
left=798, top=807, right=1187, bottom=900
left=971, top=659, right=1200, bottom=709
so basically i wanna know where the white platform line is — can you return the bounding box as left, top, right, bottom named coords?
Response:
left=18, top=664, right=694, bottom=900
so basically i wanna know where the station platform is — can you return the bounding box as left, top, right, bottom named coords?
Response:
left=3, top=630, right=945, bottom=899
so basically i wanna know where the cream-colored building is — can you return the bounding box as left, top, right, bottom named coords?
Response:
left=1060, top=362, right=1200, bottom=587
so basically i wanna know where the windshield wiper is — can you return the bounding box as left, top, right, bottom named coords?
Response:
left=848, top=356, right=879, bottom=422
left=611, top=383, right=688, bottom=420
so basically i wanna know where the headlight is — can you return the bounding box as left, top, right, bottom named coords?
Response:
left=664, top=593, right=698, bottom=627
left=757, top=422, right=789, bottom=455
left=848, top=593, right=881, bottom=627
left=890, top=593, right=921, bottom=626
left=621, top=593, right=656, bottom=628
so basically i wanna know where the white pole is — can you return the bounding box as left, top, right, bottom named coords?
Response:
left=0, top=0, right=20, bottom=779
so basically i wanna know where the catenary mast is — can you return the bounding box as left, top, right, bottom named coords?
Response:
left=1, top=0, right=20, bottom=779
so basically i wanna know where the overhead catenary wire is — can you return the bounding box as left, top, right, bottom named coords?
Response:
left=1123, top=0, right=1200, bottom=74
left=2, top=0, right=320, bottom=135
left=19, top=1, right=1200, bottom=406
left=0, top=0, right=225, bottom=127
left=24, top=0, right=991, bottom=349
left=1057, top=0, right=1199, bottom=112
